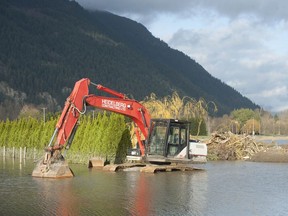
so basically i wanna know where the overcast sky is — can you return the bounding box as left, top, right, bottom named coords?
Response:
left=76, top=0, right=288, bottom=113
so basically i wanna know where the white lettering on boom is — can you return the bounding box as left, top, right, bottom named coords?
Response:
left=101, top=99, right=126, bottom=111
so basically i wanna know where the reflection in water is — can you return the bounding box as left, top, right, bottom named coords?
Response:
left=127, top=172, right=151, bottom=216
left=125, top=170, right=208, bottom=216
left=33, top=178, right=80, bottom=216
left=187, top=171, right=208, bottom=215
left=2, top=156, right=5, bottom=169
left=134, top=173, right=150, bottom=216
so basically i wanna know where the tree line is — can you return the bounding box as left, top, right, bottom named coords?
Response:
left=0, top=91, right=210, bottom=163
left=209, top=108, right=288, bottom=136
left=1, top=90, right=286, bottom=166
left=0, top=112, right=131, bottom=163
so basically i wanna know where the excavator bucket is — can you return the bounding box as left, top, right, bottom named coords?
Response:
left=32, top=151, right=74, bottom=178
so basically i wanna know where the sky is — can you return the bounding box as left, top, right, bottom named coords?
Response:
left=76, top=0, right=288, bottom=113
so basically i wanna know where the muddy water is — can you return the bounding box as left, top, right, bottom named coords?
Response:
left=1, top=158, right=288, bottom=216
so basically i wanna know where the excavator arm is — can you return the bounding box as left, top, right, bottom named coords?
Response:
left=33, top=78, right=151, bottom=178
left=50, top=78, right=150, bottom=154
left=48, top=78, right=90, bottom=151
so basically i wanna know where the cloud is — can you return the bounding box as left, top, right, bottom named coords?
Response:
left=198, top=0, right=288, bottom=23
left=76, top=0, right=200, bottom=24
left=169, top=17, right=267, bottom=77
left=77, top=0, right=196, bottom=14
left=77, top=0, right=288, bottom=23
left=261, top=86, right=287, bottom=98
left=168, top=16, right=288, bottom=110
left=250, top=85, right=288, bottom=112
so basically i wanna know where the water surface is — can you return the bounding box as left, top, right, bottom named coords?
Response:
left=0, top=158, right=287, bottom=215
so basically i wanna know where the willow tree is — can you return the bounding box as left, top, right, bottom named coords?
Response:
left=141, top=92, right=217, bottom=136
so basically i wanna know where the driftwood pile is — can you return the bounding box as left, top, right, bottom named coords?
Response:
left=206, top=132, right=267, bottom=160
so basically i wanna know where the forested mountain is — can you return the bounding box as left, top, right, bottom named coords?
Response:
left=0, top=0, right=259, bottom=119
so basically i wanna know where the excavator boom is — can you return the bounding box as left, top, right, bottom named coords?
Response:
left=32, top=78, right=151, bottom=178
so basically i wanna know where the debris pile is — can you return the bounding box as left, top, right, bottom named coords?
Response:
left=206, top=132, right=266, bottom=160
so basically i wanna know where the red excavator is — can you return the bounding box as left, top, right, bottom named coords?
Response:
left=32, top=78, right=207, bottom=178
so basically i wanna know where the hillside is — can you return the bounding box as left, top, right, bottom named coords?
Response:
left=0, top=0, right=259, bottom=119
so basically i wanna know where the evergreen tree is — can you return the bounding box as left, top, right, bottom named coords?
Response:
left=114, top=127, right=132, bottom=163
left=6, top=119, right=17, bottom=147
left=91, top=112, right=105, bottom=155
left=189, top=117, right=207, bottom=136
left=0, top=120, right=8, bottom=146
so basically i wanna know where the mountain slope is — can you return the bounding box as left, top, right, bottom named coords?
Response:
left=0, top=0, right=259, bottom=119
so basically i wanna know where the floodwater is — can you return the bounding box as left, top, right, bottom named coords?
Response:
left=260, top=139, right=288, bottom=145
left=1, top=158, right=288, bottom=216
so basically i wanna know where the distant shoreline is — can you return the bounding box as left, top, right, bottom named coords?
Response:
left=254, top=135, right=288, bottom=141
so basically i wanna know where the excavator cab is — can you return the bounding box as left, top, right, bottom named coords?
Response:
left=145, top=119, right=191, bottom=163
left=144, top=118, right=207, bottom=164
